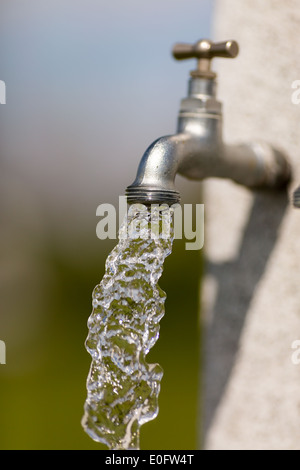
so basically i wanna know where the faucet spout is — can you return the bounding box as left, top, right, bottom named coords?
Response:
left=126, top=135, right=182, bottom=205
left=126, top=133, right=205, bottom=205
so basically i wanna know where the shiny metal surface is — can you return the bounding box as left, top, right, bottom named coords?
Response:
left=173, top=39, right=238, bottom=79
left=172, top=39, right=239, bottom=60
left=126, top=40, right=291, bottom=205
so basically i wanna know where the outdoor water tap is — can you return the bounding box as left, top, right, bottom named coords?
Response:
left=126, top=39, right=291, bottom=205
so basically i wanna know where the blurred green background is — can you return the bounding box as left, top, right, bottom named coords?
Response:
left=0, top=0, right=212, bottom=449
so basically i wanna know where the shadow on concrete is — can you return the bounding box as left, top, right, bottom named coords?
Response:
left=203, top=189, right=289, bottom=443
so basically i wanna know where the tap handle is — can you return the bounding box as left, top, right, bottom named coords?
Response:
left=172, top=39, right=239, bottom=78
left=172, top=39, right=239, bottom=60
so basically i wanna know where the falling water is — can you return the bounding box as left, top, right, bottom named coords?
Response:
left=82, top=204, right=174, bottom=450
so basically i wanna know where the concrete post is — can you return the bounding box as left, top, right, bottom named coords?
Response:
left=202, top=0, right=300, bottom=450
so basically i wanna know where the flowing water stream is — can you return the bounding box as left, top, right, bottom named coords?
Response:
left=82, top=204, right=174, bottom=450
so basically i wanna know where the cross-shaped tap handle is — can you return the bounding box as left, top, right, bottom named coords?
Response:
left=172, top=39, right=239, bottom=78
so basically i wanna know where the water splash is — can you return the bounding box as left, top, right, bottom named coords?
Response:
left=82, top=205, right=174, bottom=450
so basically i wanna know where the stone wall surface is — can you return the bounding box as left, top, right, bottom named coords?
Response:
left=203, top=0, right=300, bottom=450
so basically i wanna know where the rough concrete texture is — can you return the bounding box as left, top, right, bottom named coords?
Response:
left=202, top=0, right=300, bottom=450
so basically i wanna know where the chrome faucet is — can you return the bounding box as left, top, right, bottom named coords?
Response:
left=126, top=39, right=291, bottom=205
